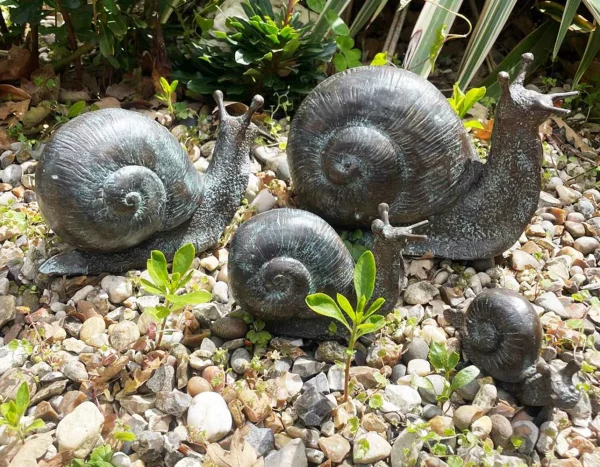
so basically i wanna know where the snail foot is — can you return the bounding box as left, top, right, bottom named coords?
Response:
left=39, top=250, right=93, bottom=276
left=371, top=203, right=428, bottom=244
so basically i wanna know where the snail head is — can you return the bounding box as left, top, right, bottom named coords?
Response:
left=371, top=203, right=429, bottom=247
left=534, top=359, right=582, bottom=409
left=213, top=90, right=264, bottom=143
left=497, top=53, right=578, bottom=122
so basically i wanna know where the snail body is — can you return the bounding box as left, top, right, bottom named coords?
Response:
left=229, top=204, right=427, bottom=338
left=37, top=92, right=264, bottom=275
left=287, top=54, right=578, bottom=260
left=448, top=288, right=580, bottom=408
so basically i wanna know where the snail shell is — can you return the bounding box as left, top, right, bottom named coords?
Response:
left=462, top=288, right=542, bottom=383
left=229, top=208, right=355, bottom=321
left=36, top=109, right=202, bottom=252
left=287, top=66, right=478, bottom=227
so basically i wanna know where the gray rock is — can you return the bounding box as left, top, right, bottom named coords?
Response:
left=403, top=281, right=439, bottom=305
left=0, top=295, right=16, bottom=328
left=315, top=340, right=347, bottom=363
left=294, top=386, right=335, bottom=427
left=327, top=366, right=344, bottom=392
left=303, top=373, right=330, bottom=395
left=402, top=337, right=429, bottom=364
left=109, top=320, right=140, bottom=352
left=422, top=404, right=443, bottom=420
left=292, top=357, right=326, bottom=379
left=0, top=345, right=28, bottom=376
left=156, top=390, right=192, bottom=417
left=120, top=394, right=156, bottom=414
left=510, top=420, right=538, bottom=455
left=2, top=164, right=22, bottom=185
left=390, top=428, right=423, bottom=467
left=385, top=385, right=421, bottom=413
left=264, top=438, right=308, bottom=467
left=391, top=364, right=406, bottom=383
left=353, top=431, right=392, bottom=464
left=473, top=384, right=497, bottom=414
left=211, top=316, right=248, bottom=340
left=62, top=361, right=89, bottom=383
left=147, top=365, right=176, bottom=393
left=246, top=424, right=275, bottom=456
left=566, top=391, right=592, bottom=426
left=212, top=281, right=228, bottom=303
left=535, top=292, right=567, bottom=318
left=230, top=348, right=251, bottom=374
left=100, top=275, right=133, bottom=303
left=455, top=377, right=480, bottom=401
left=535, top=421, right=557, bottom=454
left=305, top=448, right=325, bottom=465
left=174, top=459, right=202, bottom=467
left=133, top=431, right=164, bottom=462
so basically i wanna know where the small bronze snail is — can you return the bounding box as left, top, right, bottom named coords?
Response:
left=287, top=53, right=577, bottom=260
left=36, top=92, right=264, bottom=275
left=229, top=203, right=427, bottom=338
left=447, top=288, right=581, bottom=408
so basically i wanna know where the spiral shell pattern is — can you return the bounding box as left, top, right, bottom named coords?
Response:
left=287, top=66, right=478, bottom=227
left=36, top=109, right=202, bottom=252
left=463, top=288, right=542, bottom=383
left=229, top=209, right=355, bottom=321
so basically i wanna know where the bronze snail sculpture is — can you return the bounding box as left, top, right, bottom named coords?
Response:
left=447, top=289, right=580, bottom=409
left=36, top=91, right=264, bottom=276
left=287, top=53, right=577, bottom=260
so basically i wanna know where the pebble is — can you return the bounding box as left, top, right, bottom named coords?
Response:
left=187, top=392, right=232, bottom=442
left=264, top=438, right=308, bottom=467
left=109, top=320, right=140, bottom=352
left=511, top=250, right=540, bottom=271
left=56, top=401, right=104, bottom=458
left=402, top=337, right=430, bottom=363
left=132, top=430, right=164, bottom=462
left=557, top=185, right=582, bottom=204
left=147, top=365, right=175, bottom=393
left=62, top=361, right=88, bottom=383
left=246, top=425, right=275, bottom=456
left=384, top=385, right=421, bottom=414
left=187, top=376, right=212, bottom=397
left=293, top=386, right=335, bottom=426
left=353, top=431, right=392, bottom=464
left=406, top=359, right=430, bottom=376
left=156, top=389, right=192, bottom=417
left=211, top=316, right=248, bottom=339
left=230, top=347, right=251, bottom=374
left=319, top=433, right=350, bottom=463
left=390, top=428, right=423, bottom=467
left=453, top=405, right=483, bottom=431
left=292, top=357, right=326, bottom=378
left=79, top=316, right=106, bottom=346
left=0, top=295, right=16, bottom=328
left=100, top=275, right=133, bottom=303
left=404, top=281, right=439, bottom=305
left=511, top=420, right=539, bottom=455
left=472, top=384, right=497, bottom=414
left=575, top=237, right=600, bottom=255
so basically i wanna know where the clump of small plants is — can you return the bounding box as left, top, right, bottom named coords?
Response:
left=142, top=243, right=212, bottom=347
left=0, top=382, right=45, bottom=440
left=306, top=250, right=386, bottom=402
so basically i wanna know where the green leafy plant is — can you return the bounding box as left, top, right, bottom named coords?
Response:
left=413, top=342, right=480, bottom=404
left=156, top=77, right=179, bottom=117
left=177, top=0, right=336, bottom=103
left=7, top=339, right=33, bottom=356
left=0, top=382, right=45, bottom=439
left=246, top=319, right=272, bottom=348
left=306, top=250, right=387, bottom=402
left=447, top=83, right=486, bottom=129
left=340, top=229, right=369, bottom=262
left=142, top=243, right=212, bottom=347
left=70, top=445, right=117, bottom=467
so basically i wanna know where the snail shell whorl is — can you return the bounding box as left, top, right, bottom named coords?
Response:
left=463, top=288, right=542, bottom=383
left=36, top=109, right=202, bottom=252
left=288, top=66, right=477, bottom=226
left=229, top=209, right=355, bottom=321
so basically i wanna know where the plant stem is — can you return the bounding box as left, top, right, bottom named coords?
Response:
left=156, top=318, right=167, bottom=348
left=344, top=328, right=357, bottom=403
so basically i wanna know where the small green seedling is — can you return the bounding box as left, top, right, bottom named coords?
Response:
left=156, top=77, right=179, bottom=116
left=246, top=319, right=272, bottom=348
left=0, top=382, right=45, bottom=439
left=447, top=83, right=486, bottom=130
left=413, top=342, right=480, bottom=404
left=306, top=250, right=387, bottom=402
left=142, top=243, right=212, bottom=347
left=70, top=445, right=117, bottom=467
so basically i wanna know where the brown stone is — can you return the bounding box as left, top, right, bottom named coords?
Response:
left=187, top=376, right=212, bottom=397
left=318, top=434, right=351, bottom=463
left=58, top=390, right=88, bottom=416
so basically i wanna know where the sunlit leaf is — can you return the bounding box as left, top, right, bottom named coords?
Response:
left=306, top=293, right=351, bottom=330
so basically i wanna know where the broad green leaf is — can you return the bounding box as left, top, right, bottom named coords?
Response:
left=24, top=418, right=45, bottom=432
left=160, top=76, right=170, bottom=94
left=337, top=293, right=357, bottom=322
left=140, top=278, right=165, bottom=296
left=336, top=35, right=354, bottom=50
left=460, top=86, right=486, bottom=118
left=98, top=23, right=115, bottom=58
left=307, top=0, right=326, bottom=13
left=356, top=294, right=367, bottom=319
left=114, top=431, right=136, bottom=442
left=368, top=393, right=384, bottom=409
left=463, top=120, right=484, bottom=129
left=584, top=0, right=600, bottom=23
left=447, top=351, right=460, bottom=371
left=306, top=293, right=350, bottom=330
left=554, top=0, right=583, bottom=60
left=456, top=0, right=519, bottom=88
left=349, top=0, right=390, bottom=37
left=15, top=382, right=29, bottom=419
left=68, top=100, right=86, bottom=118
left=310, top=0, right=352, bottom=41
left=354, top=250, right=376, bottom=304
left=574, top=22, right=600, bottom=86
left=412, top=375, right=435, bottom=392
left=170, top=80, right=179, bottom=94
left=166, top=290, right=212, bottom=307
left=172, top=243, right=195, bottom=276
left=328, top=11, right=350, bottom=36
left=149, top=250, right=169, bottom=288
left=429, top=342, right=447, bottom=372
left=356, top=314, right=386, bottom=338
left=404, top=0, right=463, bottom=77
left=370, top=52, right=388, bottom=66
left=333, top=53, right=347, bottom=71
left=450, top=365, right=480, bottom=392
left=145, top=306, right=171, bottom=322
left=0, top=402, right=10, bottom=418
left=365, top=297, right=385, bottom=318
left=176, top=270, right=195, bottom=291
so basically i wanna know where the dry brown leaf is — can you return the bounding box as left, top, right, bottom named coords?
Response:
left=0, top=46, right=35, bottom=81
left=0, top=84, right=30, bottom=101
left=0, top=99, right=30, bottom=121
left=123, top=367, right=154, bottom=394
left=0, top=128, right=15, bottom=150
left=473, top=118, right=493, bottom=141
left=552, top=117, right=596, bottom=156
left=205, top=427, right=264, bottom=467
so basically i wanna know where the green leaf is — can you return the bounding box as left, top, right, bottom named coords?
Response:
left=365, top=297, right=385, bottom=318
left=140, top=278, right=165, bottom=296
left=463, top=120, right=484, bottom=129
left=356, top=314, right=386, bottom=338
left=24, top=418, right=45, bottom=432
left=337, top=293, right=357, bottom=322
left=574, top=22, right=600, bottom=86
left=170, top=80, right=179, bottom=94
left=354, top=250, right=376, bottom=304
left=370, top=52, right=388, bottom=66
left=429, top=342, right=447, bottom=372
left=336, top=36, right=354, bottom=50
left=333, top=53, right=347, bottom=72
left=306, top=293, right=350, bottom=330
left=349, top=0, right=390, bottom=37
left=450, top=365, right=480, bottom=392
left=554, top=0, right=583, bottom=60
left=412, top=375, right=435, bottom=392
left=68, top=100, right=86, bottom=118
left=149, top=250, right=170, bottom=288
left=447, top=351, right=460, bottom=371
left=98, top=23, right=115, bottom=58
left=369, top=393, right=384, bottom=409
left=460, top=86, right=486, bottom=118
left=307, top=0, right=326, bottom=13
left=113, top=430, right=136, bottom=442
left=145, top=306, right=171, bottom=322
left=15, top=382, right=29, bottom=419
left=172, top=243, right=195, bottom=276
left=160, top=76, right=170, bottom=94
left=166, top=290, right=212, bottom=307
left=326, top=10, right=350, bottom=36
